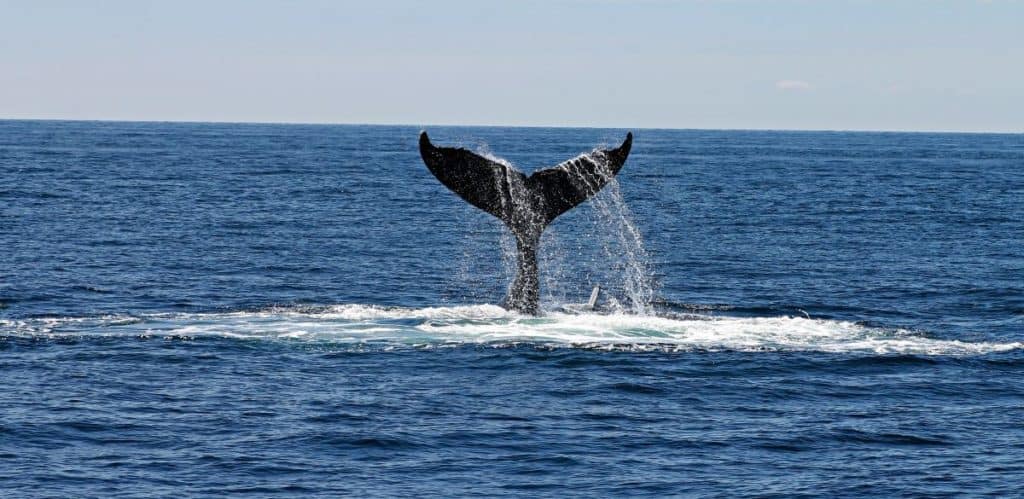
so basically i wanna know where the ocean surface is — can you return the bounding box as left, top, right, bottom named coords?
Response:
left=2, top=120, right=1022, bottom=496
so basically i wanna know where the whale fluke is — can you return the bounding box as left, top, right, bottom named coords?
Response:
left=419, top=131, right=633, bottom=315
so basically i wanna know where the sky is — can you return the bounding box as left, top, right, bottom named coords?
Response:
left=1, top=0, right=1022, bottom=132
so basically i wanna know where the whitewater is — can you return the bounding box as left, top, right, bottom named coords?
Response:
left=6, top=304, right=1019, bottom=356
left=3, top=121, right=1022, bottom=496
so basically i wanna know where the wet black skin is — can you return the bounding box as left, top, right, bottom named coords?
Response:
left=418, top=131, right=632, bottom=315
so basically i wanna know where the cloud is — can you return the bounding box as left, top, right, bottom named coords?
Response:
left=775, top=80, right=812, bottom=91
left=882, top=83, right=910, bottom=95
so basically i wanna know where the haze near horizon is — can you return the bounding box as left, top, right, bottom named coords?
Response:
left=1, top=0, right=1021, bottom=132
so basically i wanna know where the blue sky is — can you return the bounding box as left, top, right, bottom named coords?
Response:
left=1, top=0, right=1021, bottom=131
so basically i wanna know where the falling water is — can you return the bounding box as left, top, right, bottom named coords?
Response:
left=539, top=150, right=655, bottom=315
left=468, top=144, right=656, bottom=315
left=476, top=150, right=532, bottom=302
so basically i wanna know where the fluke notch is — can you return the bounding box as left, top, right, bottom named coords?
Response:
left=419, top=131, right=632, bottom=314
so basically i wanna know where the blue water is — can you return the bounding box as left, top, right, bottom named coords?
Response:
left=2, top=120, right=1022, bottom=496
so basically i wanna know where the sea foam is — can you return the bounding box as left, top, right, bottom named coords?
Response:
left=3, top=304, right=1020, bottom=356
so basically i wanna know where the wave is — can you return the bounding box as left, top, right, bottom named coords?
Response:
left=2, top=303, right=1020, bottom=356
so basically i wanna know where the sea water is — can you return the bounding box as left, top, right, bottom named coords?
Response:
left=1, top=120, right=1022, bottom=495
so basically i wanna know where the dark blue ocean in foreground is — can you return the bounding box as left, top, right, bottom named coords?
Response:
left=2, top=120, right=1023, bottom=496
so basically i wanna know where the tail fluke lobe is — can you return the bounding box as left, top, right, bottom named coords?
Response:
left=419, top=132, right=525, bottom=222
left=526, top=132, right=632, bottom=224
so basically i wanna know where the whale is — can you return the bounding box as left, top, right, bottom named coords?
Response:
left=418, top=131, right=633, bottom=315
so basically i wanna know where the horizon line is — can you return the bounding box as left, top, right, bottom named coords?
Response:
left=2, top=116, right=1021, bottom=136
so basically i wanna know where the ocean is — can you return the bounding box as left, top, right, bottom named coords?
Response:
left=1, top=120, right=1022, bottom=496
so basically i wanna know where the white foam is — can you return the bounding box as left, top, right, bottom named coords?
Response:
left=2, top=304, right=1020, bottom=356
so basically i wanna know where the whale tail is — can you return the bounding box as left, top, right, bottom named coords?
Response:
left=418, top=131, right=633, bottom=314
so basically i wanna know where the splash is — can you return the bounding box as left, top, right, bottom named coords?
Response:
left=566, top=157, right=655, bottom=314
left=3, top=304, right=1020, bottom=356
left=474, top=144, right=656, bottom=314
